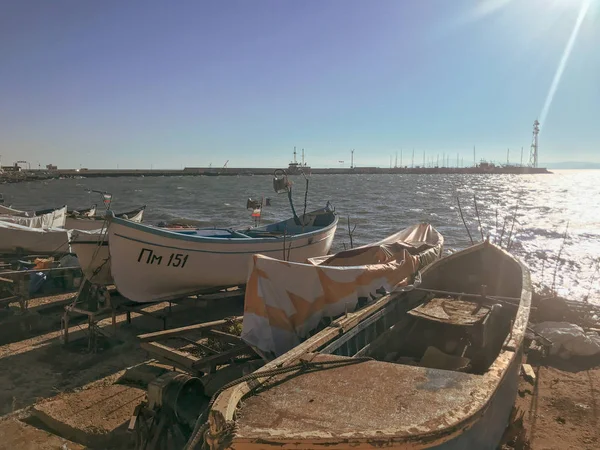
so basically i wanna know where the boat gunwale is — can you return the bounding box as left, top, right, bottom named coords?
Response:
left=208, top=241, right=532, bottom=448
left=107, top=207, right=339, bottom=245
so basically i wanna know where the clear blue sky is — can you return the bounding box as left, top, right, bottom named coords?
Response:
left=1, top=0, right=599, bottom=169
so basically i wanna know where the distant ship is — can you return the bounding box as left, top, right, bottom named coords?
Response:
left=288, top=147, right=311, bottom=175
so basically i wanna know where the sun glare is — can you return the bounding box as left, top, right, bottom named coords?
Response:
left=539, top=0, right=592, bottom=129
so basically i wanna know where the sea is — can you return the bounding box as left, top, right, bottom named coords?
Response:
left=2, top=170, right=599, bottom=303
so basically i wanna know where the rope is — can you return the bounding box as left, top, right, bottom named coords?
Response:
left=184, top=356, right=373, bottom=450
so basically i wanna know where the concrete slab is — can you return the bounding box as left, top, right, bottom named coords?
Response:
left=33, top=384, right=145, bottom=447
left=0, top=418, right=84, bottom=450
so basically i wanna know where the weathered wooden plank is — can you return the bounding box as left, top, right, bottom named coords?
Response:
left=140, top=341, right=200, bottom=370
left=137, top=316, right=242, bottom=342
left=191, top=345, right=250, bottom=371
left=207, top=329, right=244, bottom=345
left=180, top=337, right=219, bottom=355
left=0, top=295, right=19, bottom=306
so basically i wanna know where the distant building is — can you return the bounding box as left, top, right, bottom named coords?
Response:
left=46, top=164, right=58, bottom=170
left=1, top=164, right=21, bottom=172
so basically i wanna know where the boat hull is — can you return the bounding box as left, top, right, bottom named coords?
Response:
left=425, top=348, right=521, bottom=449
left=70, top=232, right=112, bottom=284
left=0, top=223, right=70, bottom=254
left=108, top=214, right=338, bottom=303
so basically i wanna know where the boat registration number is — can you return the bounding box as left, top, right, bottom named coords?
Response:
left=137, top=248, right=189, bottom=268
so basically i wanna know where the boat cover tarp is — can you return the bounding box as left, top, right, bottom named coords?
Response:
left=242, top=223, right=442, bottom=356
left=242, top=252, right=419, bottom=356
left=0, top=206, right=67, bottom=229
left=308, top=223, right=441, bottom=267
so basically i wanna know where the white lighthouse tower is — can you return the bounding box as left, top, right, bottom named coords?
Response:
left=529, top=120, right=540, bottom=168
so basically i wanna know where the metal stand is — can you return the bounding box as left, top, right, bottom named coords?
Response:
left=0, top=264, right=82, bottom=313
left=61, top=279, right=116, bottom=351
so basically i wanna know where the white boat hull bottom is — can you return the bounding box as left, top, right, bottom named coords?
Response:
left=108, top=222, right=337, bottom=303
left=0, top=222, right=70, bottom=254
left=70, top=238, right=112, bottom=285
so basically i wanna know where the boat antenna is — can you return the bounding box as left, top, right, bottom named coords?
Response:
left=473, top=195, right=484, bottom=241
left=456, top=195, right=474, bottom=245
left=505, top=198, right=521, bottom=251
left=347, top=216, right=357, bottom=248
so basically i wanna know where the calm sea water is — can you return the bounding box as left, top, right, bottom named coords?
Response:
left=2, top=170, right=599, bottom=303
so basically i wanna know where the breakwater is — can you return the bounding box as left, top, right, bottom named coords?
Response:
left=3, top=165, right=550, bottom=182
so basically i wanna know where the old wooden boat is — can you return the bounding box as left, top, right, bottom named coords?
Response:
left=108, top=206, right=338, bottom=303
left=242, top=223, right=443, bottom=357
left=205, top=241, right=531, bottom=450
left=65, top=205, right=145, bottom=231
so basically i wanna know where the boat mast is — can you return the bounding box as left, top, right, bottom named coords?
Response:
left=521, top=147, right=524, bottom=166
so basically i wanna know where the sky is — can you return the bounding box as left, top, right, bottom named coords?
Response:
left=1, top=0, right=599, bottom=169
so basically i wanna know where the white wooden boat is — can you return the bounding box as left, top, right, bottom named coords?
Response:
left=108, top=206, right=339, bottom=303
left=0, top=222, right=70, bottom=254
left=69, top=229, right=111, bottom=284
left=65, top=206, right=145, bottom=231
left=71, top=222, right=201, bottom=286
left=205, top=242, right=532, bottom=450
left=242, top=223, right=444, bottom=357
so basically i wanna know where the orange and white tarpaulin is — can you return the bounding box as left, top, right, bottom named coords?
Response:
left=242, top=251, right=419, bottom=357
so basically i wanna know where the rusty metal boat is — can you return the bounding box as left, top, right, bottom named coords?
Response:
left=202, top=241, right=531, bottom=450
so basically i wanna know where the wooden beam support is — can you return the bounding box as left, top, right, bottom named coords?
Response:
left=137, top=316, right=242, bottom=342
left=192, top=345, right=249, bottom=371
left=140, top=341, right=200, bottom=371
left=207, top=329, right=244, bottom=345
